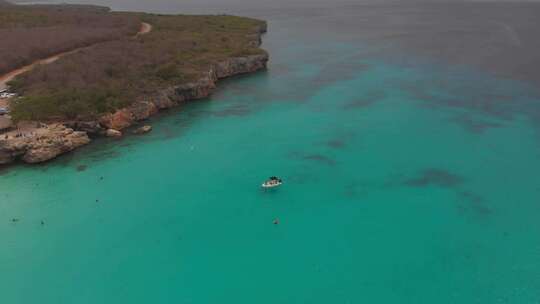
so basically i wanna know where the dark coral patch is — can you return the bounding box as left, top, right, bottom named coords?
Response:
left=405, top=168, right=464, bottom=188
left=457, top=191, right=492, bottom=216
left=0, top=165, right=14, bottom=176
left=343, top=99, right=377, bottom=110
left=76, top=164, right=88, bottom=172
left=343, top=91, right=385, bottom=110
left=325, top=131, right=355, bottom=150
left=289, top=151, right=337, bottom=166
left=87, top=150, right=121, bottom=162
left=311, top=61, right=370, bottom=87
left=343, top=182, right=367, bottom=199
left=303, top=154, right=336, bottom=166
left=400, top=80, right=540, bottom=131
left=326, top=139, right=346, bottom=149
left=451, top=114, right=502, bottom=134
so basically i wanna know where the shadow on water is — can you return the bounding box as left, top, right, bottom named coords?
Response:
left=212, top=69, right=271, bottom=97
left=211, top=104, right=252, bottom=118
left=47, top=137, right=125, bottom=169
left=0, top=148, right=102, bottom=177
left=0, top=164, right=16, bottom=177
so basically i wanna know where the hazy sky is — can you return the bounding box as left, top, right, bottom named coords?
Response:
left=10, top=0, right=540, bottom=14
left=11, top=0, right=349, bottom=14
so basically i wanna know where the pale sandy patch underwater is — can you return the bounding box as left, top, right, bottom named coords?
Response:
left=2, top=1, right=540, bottom=303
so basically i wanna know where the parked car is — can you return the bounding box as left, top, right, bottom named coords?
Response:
left=0, top=108, right=9, bottom=115
left=0, top=93, right=16, bottom=99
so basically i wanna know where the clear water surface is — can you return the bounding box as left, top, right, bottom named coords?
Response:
left=2, top=1, right=540, bottom=303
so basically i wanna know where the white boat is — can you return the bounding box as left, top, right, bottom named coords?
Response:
left=262, top=181, right=282, bottom=188
left=262, top=177, right=283, bottom=188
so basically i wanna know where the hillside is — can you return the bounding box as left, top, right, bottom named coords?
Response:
left=9, top=14, right=267, bottom=121
left=0, top=4, right=268, bottom=165
left=0, top=4, right=140, bottom=75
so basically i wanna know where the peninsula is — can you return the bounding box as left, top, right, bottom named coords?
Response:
left=0, top=1, right=268, bottom=165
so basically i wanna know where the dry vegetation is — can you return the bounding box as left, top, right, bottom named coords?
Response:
left=9, top=13, right=267, bottom=121
left=0, top=4, right=140, bottom=75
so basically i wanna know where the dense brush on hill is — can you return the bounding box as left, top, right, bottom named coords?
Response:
left=0, top=4, right=140, bottom=75
left=6, top=13, right=266, bottom=121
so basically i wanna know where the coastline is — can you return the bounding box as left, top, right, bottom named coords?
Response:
left=0, top=25, right=268, bottom=166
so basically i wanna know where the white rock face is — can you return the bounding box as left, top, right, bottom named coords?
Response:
left=105, top=129, right=122, bottom=137
left=0, top=124, right=90, bottom=164
left=133, top=125, right=152, bottom=134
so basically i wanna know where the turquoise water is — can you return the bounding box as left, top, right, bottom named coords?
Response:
left=2, top=2, right=540, bottom=303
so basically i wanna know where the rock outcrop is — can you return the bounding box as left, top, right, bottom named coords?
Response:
left=65, top=120, right=103, bottom=134
left=133, top=125, right=152, bottom=134
left=105, top=129, right=122, bottom=137
left=100, top=109, right=135, bottom=131
left=0, top=124, right=90, bottom=164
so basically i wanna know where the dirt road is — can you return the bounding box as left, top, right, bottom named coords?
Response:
left=0, top=22, right=152, bottom=91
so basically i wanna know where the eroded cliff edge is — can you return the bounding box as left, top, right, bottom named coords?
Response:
left=95, top=54, right=268, bottom=132
left=0, top=26, right=268, bottom=165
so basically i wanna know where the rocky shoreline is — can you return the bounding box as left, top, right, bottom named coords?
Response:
left=0, top=27, right=268, bottom=166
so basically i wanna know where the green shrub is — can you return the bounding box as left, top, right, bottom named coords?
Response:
left=155, top=63, right=183, bottom=81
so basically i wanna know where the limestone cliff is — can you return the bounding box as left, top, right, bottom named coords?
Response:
left=98, top=54, right=269, bottom=132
